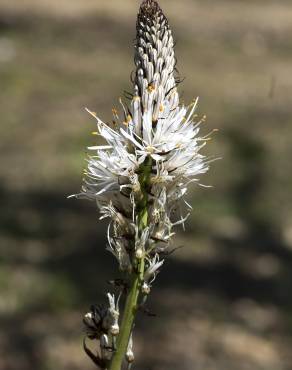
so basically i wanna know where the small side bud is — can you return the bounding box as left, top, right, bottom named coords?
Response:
left=134, top=227, right=149, bottom=259
left=104, top=293, right=120, bottom=336
left=135, top=248, right=144, bottom=259
left=141, top=282, right=151, bottom=295
left=84, top=312, right=94, bottom=326
left=126, top=351, right=135, bottom=364
left=110, top=323, right=120, bottom=336
left=126, top=334, right=134, bottom=364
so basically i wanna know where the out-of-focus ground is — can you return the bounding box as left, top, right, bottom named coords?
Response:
left=0, top=0, right=292, bottom=369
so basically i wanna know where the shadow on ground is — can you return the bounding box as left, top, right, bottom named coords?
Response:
left=1, top=182, right=292, bottom=370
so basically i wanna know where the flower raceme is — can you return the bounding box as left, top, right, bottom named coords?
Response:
left=72, top=1, right=213, bottom=369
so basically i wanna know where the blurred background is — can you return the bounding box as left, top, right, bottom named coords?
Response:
left=0, top=0, right=292, bottom=369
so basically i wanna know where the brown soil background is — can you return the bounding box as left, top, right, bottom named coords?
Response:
left=0, top=1, right=292, bottom=369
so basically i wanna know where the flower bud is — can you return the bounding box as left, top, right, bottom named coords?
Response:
left=110, top=323, right=120, bottom=336
left=126, top=334, right=134, bottom=363
left=141, top=282, right=151, bottom=295
left=135, top=248, right=143, bottom=259
left=126, top=351, right=135, bottom=364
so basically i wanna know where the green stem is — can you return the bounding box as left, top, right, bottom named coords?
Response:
left=109, top=259, right=144, bottom=370
left=109, top=157, right=152, bottom=370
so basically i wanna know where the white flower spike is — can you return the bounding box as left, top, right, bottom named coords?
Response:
left=74, top=1, right=215, bottom=369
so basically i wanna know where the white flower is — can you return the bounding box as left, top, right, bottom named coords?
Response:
left=141, top=281, right=151, bottom=295
left=144, top=254, right=164, bottom=282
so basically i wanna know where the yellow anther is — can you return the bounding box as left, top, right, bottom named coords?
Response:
left=91, top=131, right=98, bottom=135
left=159, top=104, right=164, bottom=112
left=147, top=84, right=155, bottom=93
left=112, top=108, right=118, bottom=116
left=123, top=115, right=132, bottom=126
left=146, top=146, right=155, bottom=154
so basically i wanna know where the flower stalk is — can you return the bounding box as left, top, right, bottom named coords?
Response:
left=109, top=263, right=142, bottom=370
left=72, top=1, right=214, bottom=369
left=109, top=156, right=151, bottom=370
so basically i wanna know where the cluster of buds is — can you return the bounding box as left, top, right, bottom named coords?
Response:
left=73, top=1, right=213, bottom=368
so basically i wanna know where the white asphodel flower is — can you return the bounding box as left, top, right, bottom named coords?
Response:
left=144, top=254, right=164, bottom=282
left=74, top=1, right=215, bottom=367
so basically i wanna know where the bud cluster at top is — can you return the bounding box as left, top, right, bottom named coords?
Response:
left=134, top=0, right=178, bottom=121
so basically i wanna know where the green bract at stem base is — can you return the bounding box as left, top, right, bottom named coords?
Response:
left=109, top=156, right=152, bottom=370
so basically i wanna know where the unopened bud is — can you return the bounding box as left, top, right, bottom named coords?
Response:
left=110, top=323, right=120, bottom=336
left=126, top=351, right=135, bottom=364
left=126, top=334, right=134, bottom=363
left=84, top=312, right=94, bottom=325
left=135, top=248, right=143, bottom=259
left=141, top=282, right=151, bottom=295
